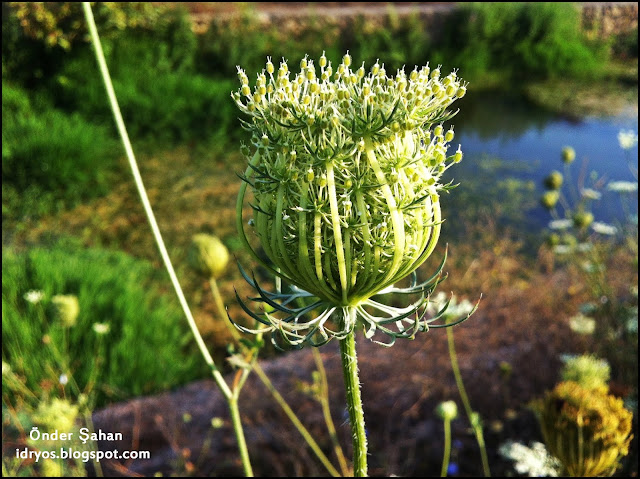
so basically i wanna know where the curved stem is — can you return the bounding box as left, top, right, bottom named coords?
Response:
left=82, top=5, right=257, bottom=476
left=81, top=2, right=230, bottom=397
left=251, top=365, right=342, bottom=477
left=340, top=321, right=368, bottom=477
left=446, top=325, right=490, bottom=477
left=440, top=418, right=452, bottom=477
left=209, top=277, right=341, bottom=477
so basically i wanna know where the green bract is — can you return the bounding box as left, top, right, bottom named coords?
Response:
left=233, top=53, right=472, bottom=348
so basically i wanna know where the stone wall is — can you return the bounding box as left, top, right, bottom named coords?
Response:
left=582, top=2, right=638, bottom=38
left=185, top=2, right=638, bottom=40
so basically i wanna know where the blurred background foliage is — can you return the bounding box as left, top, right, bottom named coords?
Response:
left=1, top=3, right=637, bottom=475
left=2, top=238, right=208, bottom=407
left=2, top=2, right=635, bottom=224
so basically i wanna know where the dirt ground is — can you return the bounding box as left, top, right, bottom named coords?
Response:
left=89, top=260, right=625, bottom=477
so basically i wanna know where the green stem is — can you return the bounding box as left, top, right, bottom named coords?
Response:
left=82, top=4, right=257, bottom=476
left=81, top=2, right=230, bottom=396
left=229, top=397, right=254, bottom=477
left=340, top=324, right=368, bottom=477
left=446, top=325, right=491, bottom=477
left=210, top=277, right=341, bottom=477
left=440, top=418, right=452, bottom=477
left=252, top=365, right=342, bottom=477
left=313, top=348, right=351, bottom=476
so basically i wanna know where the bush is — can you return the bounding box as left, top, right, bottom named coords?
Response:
left=435, top=2, right=606, bottom=81
left=2, top=82, right=117, bottom=217
left=2, top=242, right=208, bottom=407
left=348, top=10, right=431, bottom=72
left=44, top=28, right=237, bottom=146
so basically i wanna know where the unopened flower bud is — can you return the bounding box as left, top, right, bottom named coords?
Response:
left=51, top=295, right=79, bottom=327
left=573, top=211, right=594, bottom=230
left=188, top=234, right=230, bottom=279
left=540, top=191, right=560, bottom=210
left=562, top=146, right=576, bottom=164
left=445, top=128, right=455, bottom=142
left=436, top=401, right=458, bottom=421
left=544, top=171, right=563, bottom=190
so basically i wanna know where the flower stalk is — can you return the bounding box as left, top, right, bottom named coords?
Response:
left=339, top=319, right=367, bottom=477
left=233, top=52, right=472, bottom=475
left=82, top=3, right=253, bottom=475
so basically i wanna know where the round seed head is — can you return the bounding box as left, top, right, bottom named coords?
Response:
left=51, top=294, right=79, bottom=328
left=188, top=234, right=230, bottom=279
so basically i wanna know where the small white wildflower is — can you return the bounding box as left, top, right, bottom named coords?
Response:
left=59, top=374, right=69, bottom=386
left=607, top=181, right=638, bottom=193
left=591, top=222, right=618, bottom=236
left=548, top=219, right=572, bottom=230
left=569, top=313, right=596, bottom=335
left=553, top=245, right=573, bottom=255
left=92, top=323, right=110, bottom=335
left=499, top=441, right=560, bottom=477
left=580, top=188, right=602, bottom=200
left=23, top=289, right=45, bottom=304
left=576, top=242, right=593, bottom=252
left=426, top=292, right=473, bottom=318
left=618, top=130, right=638, bottom=151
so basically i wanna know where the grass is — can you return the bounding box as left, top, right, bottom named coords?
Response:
left=2, top=240, right=209, bottom=407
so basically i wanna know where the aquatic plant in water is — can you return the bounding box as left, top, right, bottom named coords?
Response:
left=233, top=52, right=473, bottom=475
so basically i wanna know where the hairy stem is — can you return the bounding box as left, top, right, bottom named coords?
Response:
left=339, top=317, right=368, bottom=477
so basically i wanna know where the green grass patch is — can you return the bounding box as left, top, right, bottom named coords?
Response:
left=2, top=82, right=118, bottom=219
left=2, top=241, right=208, bottom=407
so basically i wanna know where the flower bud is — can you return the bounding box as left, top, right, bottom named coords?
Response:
left=187, top=234, right=230, bottom=279
left=573, top=211, right=594, bottom=230
left=540, top=191, right=560, bottom=210
left=436, top=400, right=458, bottom=421
left=319, top=52, right=327, bottom=68
left=544, top=171, right=563, bottom=190
left=562, top=146, right=576, bottom=164
left=51, top=295, right=79, bottom=328
left=453, top=146, right=463, bottom=163
left=445, top=128, right=455, bottom=142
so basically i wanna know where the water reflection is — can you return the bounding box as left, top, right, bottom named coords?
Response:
left=443, top=90, right=638, bottom=233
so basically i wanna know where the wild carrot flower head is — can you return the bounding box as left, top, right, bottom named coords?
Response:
left=531, top=381, right=633, bottom=477
left=232, top=53, right=472, bottom=348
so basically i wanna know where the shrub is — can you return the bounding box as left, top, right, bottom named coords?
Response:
left=46, top=31, right=237, bottom=145
left=347, top=10, right=431, bottom=72
left=2, top=82, right=117, bottom=217
left=435, top=2, right=606, bottom=81
left=2, top=242, right=207, bottom=407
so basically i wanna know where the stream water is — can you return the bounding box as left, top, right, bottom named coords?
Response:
left=446, top=91, right=638, bottom=234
